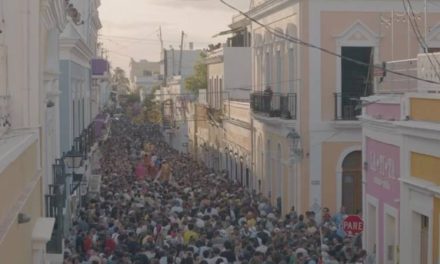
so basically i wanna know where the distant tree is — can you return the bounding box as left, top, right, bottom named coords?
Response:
left=112, top=67, right=130, bottom=93
left=185, top=52, right=207, bottom=94
left=150, top=85, right=161, bottom=96
left=143, top=94, right=162, bottom=124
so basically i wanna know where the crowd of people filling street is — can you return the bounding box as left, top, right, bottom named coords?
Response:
left=63, top=109, right=370, bottom=264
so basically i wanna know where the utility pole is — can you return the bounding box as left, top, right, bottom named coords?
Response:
left=424, top=0, right=428, bottom=52
left=179, top=31, right=185, bottom=76
left=159, top=26, right=164, bottom=51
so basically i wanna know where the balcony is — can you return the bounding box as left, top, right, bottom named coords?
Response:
left=334, top=93, right=361, bottom=121
left=251, top=92, right=297, bottom=120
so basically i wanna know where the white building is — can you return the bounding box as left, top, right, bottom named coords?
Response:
left=160, top=76, right=194, bottom=153
left=0, top=0, right=70, bottom=262
left=57, top=0, right=102, bottom=258
left=161, top=47, right=201, bottom=83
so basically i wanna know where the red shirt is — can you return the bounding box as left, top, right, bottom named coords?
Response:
left=105, top=237, right=116, bottom=254
left=83, top=235, right=93, bottom=252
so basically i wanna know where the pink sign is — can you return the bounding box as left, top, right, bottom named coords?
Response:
left=366, top=137, right=400, bottom=205
left=365, top=137, right=400, bottom=263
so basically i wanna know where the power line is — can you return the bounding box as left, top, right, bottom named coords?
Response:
left=219, top=0, right=440, bottom=85
left=99, top=34, right=212, bottom=45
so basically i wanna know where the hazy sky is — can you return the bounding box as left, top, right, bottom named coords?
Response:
left=99, top=0, right=250, bottom=72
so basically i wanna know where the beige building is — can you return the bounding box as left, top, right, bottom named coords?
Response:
left=193, top=17, right=253, bottom=186
left=129, top=58, right=160, bottom=84
left=0, top=0, right=69, bottom=263
left=129, top=59, right=161, bottom=99
left=249, top=0, right=440, bottom=215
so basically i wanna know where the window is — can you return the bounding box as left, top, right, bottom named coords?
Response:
left=288, top=47, right=295, bottom=93
left=265, top=51, right=271, bottom=88
left=214, top=77, right=218, bottom=109
left=219, top=78, right=223, bottom=108
left=143, top=70, right=152, bottom=77
left=209, top=78, right=213, bottom=105
left=276, top=49, right=282, bottom=93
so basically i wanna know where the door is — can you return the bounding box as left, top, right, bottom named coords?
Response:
left=341, top=151, right=362, bottom=214
left=420, top=215, right=429, bottom=264
left=341, top=47, right=373, bottom=119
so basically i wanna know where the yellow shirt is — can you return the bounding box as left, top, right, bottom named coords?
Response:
left=247, top=218, right=256, bottom=228
left=183, top=230, right=199, bottom=245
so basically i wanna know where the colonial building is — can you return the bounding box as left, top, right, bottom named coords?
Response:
left=129, top=59, right=161, bottom=101
left=55, top=0, right=104, bottom=260
left=361, top=94, right=402, bottom=264
left=194, top=14, right=253, bottom=187
left=0, top=0, right=69, bottom=263
left=361, top=52, right=440, bottom=264
left=249, top=0, right=440, bottom=215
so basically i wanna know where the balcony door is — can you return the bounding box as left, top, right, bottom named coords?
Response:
left=340, top=47, right=373, bottom=120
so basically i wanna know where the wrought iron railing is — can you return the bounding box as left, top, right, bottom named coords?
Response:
left=250, top=92, right=297, bottom=120
left=334, top=93, right=361, bottom=121
left=45, top=184, right=65, bottom=254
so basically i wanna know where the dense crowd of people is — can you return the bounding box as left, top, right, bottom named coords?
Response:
left=63, top=111, right=369, bottom=264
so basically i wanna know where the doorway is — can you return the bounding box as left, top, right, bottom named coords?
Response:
left=420, top=215, right=429, bottom=264
left=341, top=151, right=362, bottom=214
left=341, top=47, right=373, bottom=119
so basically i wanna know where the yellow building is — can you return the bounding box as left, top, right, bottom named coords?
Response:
left=0, top=133, right=52, bottom=264
left=399, top=93, right=440, bottom=264
left=248, top=0, right=440, bottom=216
left=0, top=0, right=70, bottom=262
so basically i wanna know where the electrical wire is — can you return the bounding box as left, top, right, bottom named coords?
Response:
left=99, top=34, right=212, bottom=45
left=219, top=0, right=440, bottom=85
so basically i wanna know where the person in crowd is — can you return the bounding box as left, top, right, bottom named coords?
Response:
left=63, top=107, right=364, bottom=264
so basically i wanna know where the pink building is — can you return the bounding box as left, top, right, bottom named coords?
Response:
left=362, top=99, right=401, bottom=263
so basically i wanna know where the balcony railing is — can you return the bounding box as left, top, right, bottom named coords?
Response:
left=251, top=92, right=297, bottom=120
left=334, top=93, right=361, bottom=121
left=45, top=184, right=65, bottom=254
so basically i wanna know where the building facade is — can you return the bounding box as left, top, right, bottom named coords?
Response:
left=129, top=59, right=160, bottom=101
left=360, top=51, right=440, bottom=263
left=0, top=0, right=70, bottom=263
left=361, top=96, right=402, bottom=264
left=249, top=0, right=440, bottom=216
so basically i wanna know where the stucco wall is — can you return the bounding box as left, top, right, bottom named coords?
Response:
left=0, top=142, right=42, bottom=264
left=410, top=98, right=440, bottom=123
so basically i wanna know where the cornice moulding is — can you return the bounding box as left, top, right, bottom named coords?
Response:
left=40, top=0, right=68, bottom=32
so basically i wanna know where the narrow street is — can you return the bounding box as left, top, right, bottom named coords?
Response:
left=65, top=109, right=366, bottom=264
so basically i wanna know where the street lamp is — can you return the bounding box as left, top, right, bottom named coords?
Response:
left=287, top=129, right=303, bottom=162
left=64, top=147, right=83, bottom=169
left=63, top=147, right=84, bottom=195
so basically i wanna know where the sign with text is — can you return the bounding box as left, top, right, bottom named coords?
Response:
left=343, top=215, right=364, bottom=235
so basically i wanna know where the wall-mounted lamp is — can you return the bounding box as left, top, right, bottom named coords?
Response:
left=46, top=100, right=55, bottom=108
left=363, top=161, right=369, bottom=171
left=287, top=129, right=303, bottom=161
left=18, top=213, right=31, bottom=224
